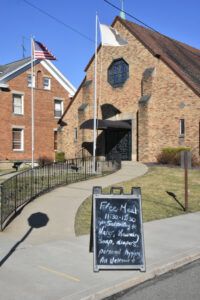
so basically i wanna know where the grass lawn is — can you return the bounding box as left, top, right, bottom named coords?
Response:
left=75, top=166, right=200, bottom=236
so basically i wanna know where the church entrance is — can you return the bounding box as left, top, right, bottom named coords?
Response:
left=105, top=129, right=132, bottom=161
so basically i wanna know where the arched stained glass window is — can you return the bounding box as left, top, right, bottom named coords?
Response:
left=108, top=58, right=129, bottom=87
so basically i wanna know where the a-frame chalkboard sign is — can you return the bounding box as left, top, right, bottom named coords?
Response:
left=92, top=186, right=146, bottom=272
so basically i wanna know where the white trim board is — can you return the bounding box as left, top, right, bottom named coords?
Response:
left=0, top=59, right=76, bottom=96
left=41, top=60, right=76, bottom=96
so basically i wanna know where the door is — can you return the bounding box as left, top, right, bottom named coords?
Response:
left=105, top=129, right=132, bottom=161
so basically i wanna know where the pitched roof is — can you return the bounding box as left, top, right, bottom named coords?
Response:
left=118, top=17, right=200, bottom=96
left=0, top=57, right=76, bottom=95
left=60, top=16, right=200, bottom=122
left=85, top=17, right=200, bottom=97
left=0, top=57, right=30, bottom=79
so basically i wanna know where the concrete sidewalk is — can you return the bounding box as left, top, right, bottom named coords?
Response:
left=0, top=213, right=199, bottom=300
left=0, top=162, right=200, bottom=300
left=3, top=161, right=148, bottom=243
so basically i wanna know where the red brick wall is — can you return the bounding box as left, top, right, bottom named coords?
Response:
left=0, top=62, right=71, bottom=162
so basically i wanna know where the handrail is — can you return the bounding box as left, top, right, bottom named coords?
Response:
left=0, top=156, right=121, bottom=231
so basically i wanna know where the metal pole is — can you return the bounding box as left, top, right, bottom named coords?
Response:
left=0, top=184, right=2, bottom=231
left=15, top=176, right=17, bottom=213
left=93, top=13, right=98, bottom=174
left=31, top=169, right=33, bottom=198
left=31, top=37, right=34, bottom=169
left=184, top=151, right=188, bottom=211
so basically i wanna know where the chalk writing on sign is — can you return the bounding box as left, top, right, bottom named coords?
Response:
left=94, top=196, right=145, bottom=271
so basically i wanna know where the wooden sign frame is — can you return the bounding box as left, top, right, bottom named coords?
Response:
left=92, top=187, right=146, bottom=272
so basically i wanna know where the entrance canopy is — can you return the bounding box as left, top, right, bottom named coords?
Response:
left=80, top=119, right=131, bottom=130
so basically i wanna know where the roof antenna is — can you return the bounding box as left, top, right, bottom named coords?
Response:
left=22, top=36, right=26, bottom=58
left=120, top=0, right=126, bottom=20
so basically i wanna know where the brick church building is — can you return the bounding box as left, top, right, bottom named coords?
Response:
left=59, top=16, right=200, bottom=163
left=0, top=57, right=75, bottom=165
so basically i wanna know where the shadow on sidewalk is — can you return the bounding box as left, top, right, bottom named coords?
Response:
left=0, top=212, right=49, bottom=267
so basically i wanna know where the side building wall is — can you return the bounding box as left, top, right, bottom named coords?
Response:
left=139, top=60, right=200, bottom=162
left=0, top=63, right=71, bottom=162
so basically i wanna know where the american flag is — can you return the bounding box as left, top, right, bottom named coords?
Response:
left=33, top=40, right=56, bottom=60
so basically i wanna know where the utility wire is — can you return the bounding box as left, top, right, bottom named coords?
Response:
left=103, top=0, right=200, bottom=57
left=23, top=0, right=200, bottom=58
left=22, top=0, right=94, bottom=43
left=103, top=0, right=161, bottom=34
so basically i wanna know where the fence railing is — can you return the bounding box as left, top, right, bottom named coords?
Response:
left=0, top=156, right=121, bottom=230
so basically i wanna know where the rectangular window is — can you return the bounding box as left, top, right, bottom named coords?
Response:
left=13, top=94, right=24, bottom=115
left=12, top=128, right=24, bottom=151
left=179, top=119, right=185, bottom=136
left=27, top=74, right=35, bottom=88
left=43, top=77, right=51, bottom=90
left=54, top=130, right=58, bottom=151
left=54, top=99, right=63, bottom=118
left=74, top=128, right=78, bottom=142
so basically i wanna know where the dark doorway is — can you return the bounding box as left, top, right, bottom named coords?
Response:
left=105, top=129, right=132, bottom=161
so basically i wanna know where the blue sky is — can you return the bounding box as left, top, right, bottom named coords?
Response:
left=1, top=0, right=200, bottom=88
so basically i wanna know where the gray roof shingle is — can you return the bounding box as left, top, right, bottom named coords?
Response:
left=85, top=17, right=200, bottom=97
left=0, top=57, right=31, bottom=79
left=120, top=18, right=200, bottom=96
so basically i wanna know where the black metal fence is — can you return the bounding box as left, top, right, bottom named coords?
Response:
left=0, top=156, right=121, bottom=230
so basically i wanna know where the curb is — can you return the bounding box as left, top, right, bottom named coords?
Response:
left=82, top=252, right=200, bottom=300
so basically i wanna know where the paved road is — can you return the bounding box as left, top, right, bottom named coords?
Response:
left=108, top=259, right=200, bottom=300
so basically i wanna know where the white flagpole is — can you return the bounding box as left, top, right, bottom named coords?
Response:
left=31, top=38, right=34, bottom=168
left=93, top=13, right=98, bottom=173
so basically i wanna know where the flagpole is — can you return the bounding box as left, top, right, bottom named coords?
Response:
left=31, top=37, right=34, bottom=168
left=93, top=13, right=98, bottom=173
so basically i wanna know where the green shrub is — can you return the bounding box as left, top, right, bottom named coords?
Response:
left=38, top=156, right=53, bottom=167
left=55, top=152, right=66, bottom=162
left=157, top=147, right=191, bottom=165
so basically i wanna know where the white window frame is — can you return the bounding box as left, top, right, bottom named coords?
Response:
left=27, top=74, right=35, bottom=88
left=54, top=99, right=63, bottom=118
left=43, top=77, right=51, bottom=90
left=12, top=127, right=24, bottom=151
left=179, top=119, right=185, bottom=136
left=13, top=93, right=24, bottom=115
